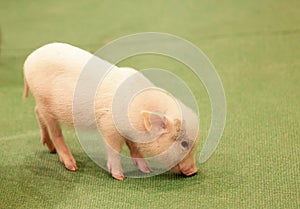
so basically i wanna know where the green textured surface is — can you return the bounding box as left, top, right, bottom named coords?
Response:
left=0, top=0, right=299, bottom=208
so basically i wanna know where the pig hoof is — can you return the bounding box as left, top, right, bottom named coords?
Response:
left=65, top=160, right=78, bottom=171
left=49, top=147, right=57, bottom=153
left=107, top=164, right=125, bottom=180
left=60, top=156, right=78, bottom=171
left=42, top=140, right=56, bottom=153
left=112, top=174, right=125, bottom=181
left=65, top=164, right=78, bottom=172
left=132, top=158, right=152, bottom=173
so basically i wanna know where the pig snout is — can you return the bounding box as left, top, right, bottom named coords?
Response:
left=171, top=163, right=198, bottom=177
left=182, top=164, right=198, bottom=177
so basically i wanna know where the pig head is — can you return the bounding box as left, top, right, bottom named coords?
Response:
left=97, top=78, right=200, bottom=179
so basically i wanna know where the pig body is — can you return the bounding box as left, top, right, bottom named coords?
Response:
left=24, top=43, right=199, bottom=180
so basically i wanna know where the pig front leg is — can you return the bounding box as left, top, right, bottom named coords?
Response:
left=106, top=150, right=125, bottom=181
left=104, top=135, right=125, bottom=180
left=125, top=141, right=152, bottom=174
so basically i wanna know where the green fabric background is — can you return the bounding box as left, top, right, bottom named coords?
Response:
left=0, top=0, right=299, bottom=208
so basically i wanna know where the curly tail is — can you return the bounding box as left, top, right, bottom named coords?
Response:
left=23, top=77, right=29, bottom=99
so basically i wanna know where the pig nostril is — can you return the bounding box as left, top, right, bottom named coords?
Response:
left=183, top=171, right=197, bottom=177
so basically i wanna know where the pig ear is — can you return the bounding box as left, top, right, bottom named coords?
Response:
left=141, top=110, right=168, bottom=132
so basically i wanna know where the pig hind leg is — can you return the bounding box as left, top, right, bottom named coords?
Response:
left=38, top=108, right=78, bottom=171
left=35, top=106, right=56, bottom=153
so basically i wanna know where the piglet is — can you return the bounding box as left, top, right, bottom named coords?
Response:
left=23, top=43, right=199, bottom=180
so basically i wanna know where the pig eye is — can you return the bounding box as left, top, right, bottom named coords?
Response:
left=181, top=141, right=189, bottom=148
